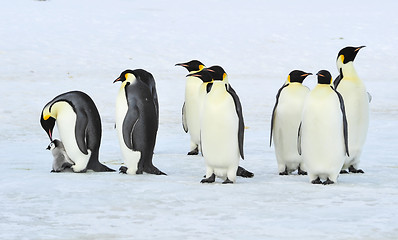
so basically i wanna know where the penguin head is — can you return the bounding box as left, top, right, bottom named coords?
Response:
left=204, top=65, right=228, bottom=83
left=187, top=69, right=214, bottom=83
left=288, top=70, right=312, bottom=83
left=47, top=139, right=63, bottom=150
left=41, top=108, right=56, bottom=141
left=175, top=60, right=205, bottom=73
left=113, top=69, right=136, bottom=83
left=316, top=70, right=333, bottom=85
left=46, top=142, right=55, bottom=151
left=336, top=46, right=365, bottom=67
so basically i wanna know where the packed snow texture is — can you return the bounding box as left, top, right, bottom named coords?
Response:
left=1, top=0, right=398, bottom=239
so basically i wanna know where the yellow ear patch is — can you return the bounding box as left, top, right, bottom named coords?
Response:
left=287, top=75, right=291, bottom=83
left=43, top=115, right=51, bottom=120
left=223, top=73, right=227, bottom=81
left=341, top=55, right=345, bottom=63
left=199, top=65, right=204, bottom=71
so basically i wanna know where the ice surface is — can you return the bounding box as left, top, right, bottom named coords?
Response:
left=1, top=0, right=398, bottom=239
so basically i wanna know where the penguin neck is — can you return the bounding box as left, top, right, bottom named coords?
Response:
left=210, top=81, right=227, bottom=94
left=339, top=62, right=360, bottom=81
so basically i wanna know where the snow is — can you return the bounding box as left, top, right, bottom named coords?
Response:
left=1, top=0, right=398, bottom=239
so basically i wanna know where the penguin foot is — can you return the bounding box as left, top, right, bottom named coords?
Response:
left=222, top=178, right=234, bottom=184
left=297, top=167, right=307, bottom=175
left=323, top=178, right=335, bottom=185
left=119, top=166, right=128, bottom=174
left=340, top=170, right=349, bottom=174
left=237, top=166, right=254, bottom=178
left=348, top=166, right=364, bottom=174
left=311, top=177, right=322, bottom=184
left=201, top=174, right=216, bottom=183
left=279, top=168, right=289, bottom=176
left=187, top=147, right=199, bottom=155
left=144, top=166, right=167, bottom=175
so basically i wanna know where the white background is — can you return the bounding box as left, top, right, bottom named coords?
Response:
left=1, top=0, right=397, bottom=239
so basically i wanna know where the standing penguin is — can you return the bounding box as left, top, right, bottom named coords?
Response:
left=299, top=70, right=349, bottom=184
left=270, top=70, right=312, bottom=175
left=334, top=46, right=368, bottom=173
left=114, top=69, right=166, bottom=175
left=201, top=66, right=254, bottom=178
left=40, top=91, right=114, bottom=172
left=175, top=60, right=205, bottom=155
left=194, top=70, right=244, bottom=184
left=47, top=139, right=75, bottom=172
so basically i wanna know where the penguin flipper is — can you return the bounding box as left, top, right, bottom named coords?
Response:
left=270, top=83, right=289, bottom=147
left=332, top=87, right=350, bottom=157
left=333, top=68, right=343, bottom=88
left=182, top=102, right=188, bottom=133
left=122, top=104, right=140, bottom=150
left=226, top=85, right=245, bottom=160
left=297, top=122, right=302, bottom=155
left=75, top=111, right=89, bottom=155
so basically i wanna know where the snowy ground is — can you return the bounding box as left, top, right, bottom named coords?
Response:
left=1, top=0, right=398, bottom=239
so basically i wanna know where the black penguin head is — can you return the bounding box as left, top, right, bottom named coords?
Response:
left=40, top=112, right=56, bottom=141
left=46, top=140, right=59, bottom=150
left=187, top=69, right=214, bottom=83
left=288, top=70, right=312, bottom=83
left=175, top=60, right=205, bottom=72
left=316, top=70, right=333, bottom=85
left=337, top=46, right=365, bottom=64
left=204, top=65, right=227, bottom=81
left=113, top=69, right=135, bottom=83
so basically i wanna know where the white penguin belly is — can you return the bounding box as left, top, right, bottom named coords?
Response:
left=273, top=85, right=309, bottom=172
left=201, top=92, right=240, bottom=180
left=301, top=88, right=345, bottom=181
left=338, top=80, right=369, bottom=167
left=184, top=77, right=203, bottom=147
left=115, top=87, right=140, bottom=174
left=55, top=102, right=91, bottom=172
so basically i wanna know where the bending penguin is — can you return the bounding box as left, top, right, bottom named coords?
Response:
left=270, top=70, right=312, bottom=175
left=334, top=46, right=368, bottom=174
left=193, top=70, right=245, bottom=184
left=175, top=60, right=205, bottom=155
left=40, top=91, right=115, bottom=172
left=298, top=70, right=349, bottom=184
left=114, top=69, right=166, bottom=175
left=47, top=139, right=75, bottom=172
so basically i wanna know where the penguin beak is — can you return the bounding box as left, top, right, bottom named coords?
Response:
left=113, top=77, right=122, bottom=83
left=48, top=129, right=53, bottom=141
left=46, top=145, right=51, bottom=150
left=175, top=63, right=188, bottom=67
left=355, top=46, right=366, bottom=52
left=301, top=73, right=313, bottom=77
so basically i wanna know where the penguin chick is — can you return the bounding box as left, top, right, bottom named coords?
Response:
left=47, top=139, right=75, bottom=172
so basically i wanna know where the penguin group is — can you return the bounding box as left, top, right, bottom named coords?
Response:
left=270, top=46, right=369, bottom=184
left=40, top=46, right=369, bottom=185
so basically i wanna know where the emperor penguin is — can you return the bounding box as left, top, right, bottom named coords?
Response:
left=40, top=91, right=115, bottom=172
left=175, top=60, right=205, bottom=155
left=47, top=139, right=75, bottom=172
left=270, top=70, right=312, bottom=175
left=298, top=70, right=349, bottom=184
left=334, top=46, right=368, bottom=174
left=201, top=65, right=254, bottom=178
left=114, top=69, right=166, bottom=175
left=193, top=70, right=245, bottom=184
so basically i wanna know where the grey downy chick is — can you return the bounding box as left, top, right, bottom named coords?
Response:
left=46, top=139, right=75, bottom=172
